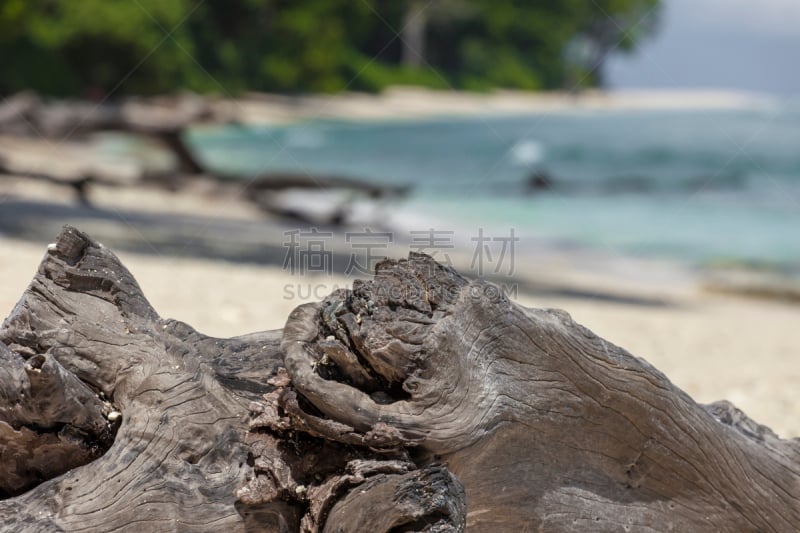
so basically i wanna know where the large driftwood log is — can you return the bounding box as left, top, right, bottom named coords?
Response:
left=1, top=226, right=799, bottom=531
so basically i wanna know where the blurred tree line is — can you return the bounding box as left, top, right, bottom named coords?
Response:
left=0, top=0, right=659, bottom=97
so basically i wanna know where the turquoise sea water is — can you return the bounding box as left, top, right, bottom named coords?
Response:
left=190, top=104, right=800, bottom=272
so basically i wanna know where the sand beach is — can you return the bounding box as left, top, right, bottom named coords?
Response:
left=1, top=88, right=798, bottom=439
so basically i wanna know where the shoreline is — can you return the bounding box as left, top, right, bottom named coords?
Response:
left=219, top=87, right=779, bottom=126
left=2, top=177, right=798, bottom=307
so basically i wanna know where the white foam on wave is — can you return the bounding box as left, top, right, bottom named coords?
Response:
left=509, top=139, right=544, bottom=166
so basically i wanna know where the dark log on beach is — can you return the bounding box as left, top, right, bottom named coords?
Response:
left=0, top=92, right=408, bottom=223
left=1, top=226, right=798, bottom=532
left=247, top=173, right=409, bottom=199
left=0, top=92, right=225, bottom=178
left=0, top=135, right=136, bottom=185
left=0, top=134, right=142, bottom=203
left=0, top=92, right=213, bottom=203
left=246, top=173, right=410, bottom=226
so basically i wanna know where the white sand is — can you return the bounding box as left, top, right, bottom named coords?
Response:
left=228, top=87, right=776, bottom=125
left=2, top=236, right=798, bottom=438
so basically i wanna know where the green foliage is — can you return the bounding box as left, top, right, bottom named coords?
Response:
left=347, top=55, right=450, bottom=93
left=0, top=0, right=660, bottom=97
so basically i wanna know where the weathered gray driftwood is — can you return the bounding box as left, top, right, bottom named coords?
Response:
left=1, top=226, right=799, bottom=532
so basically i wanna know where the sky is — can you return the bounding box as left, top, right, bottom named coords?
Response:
left=607, top=0, right=800, bottom=96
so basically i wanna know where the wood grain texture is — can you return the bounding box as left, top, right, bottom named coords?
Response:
left=0, top=227, right=270, bottom=531
left=276, top=253, right=800, bottom=532
left=0, top=227, right=464, bottom=532
left=1, top=227, right=798, bottom=532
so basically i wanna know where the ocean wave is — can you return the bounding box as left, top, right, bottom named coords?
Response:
left=509, top=139, right=544, bottom=166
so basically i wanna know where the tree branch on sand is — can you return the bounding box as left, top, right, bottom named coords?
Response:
left=1, top=226, right=798, bottom=531
left=0, top=93, right=407, bottom=226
